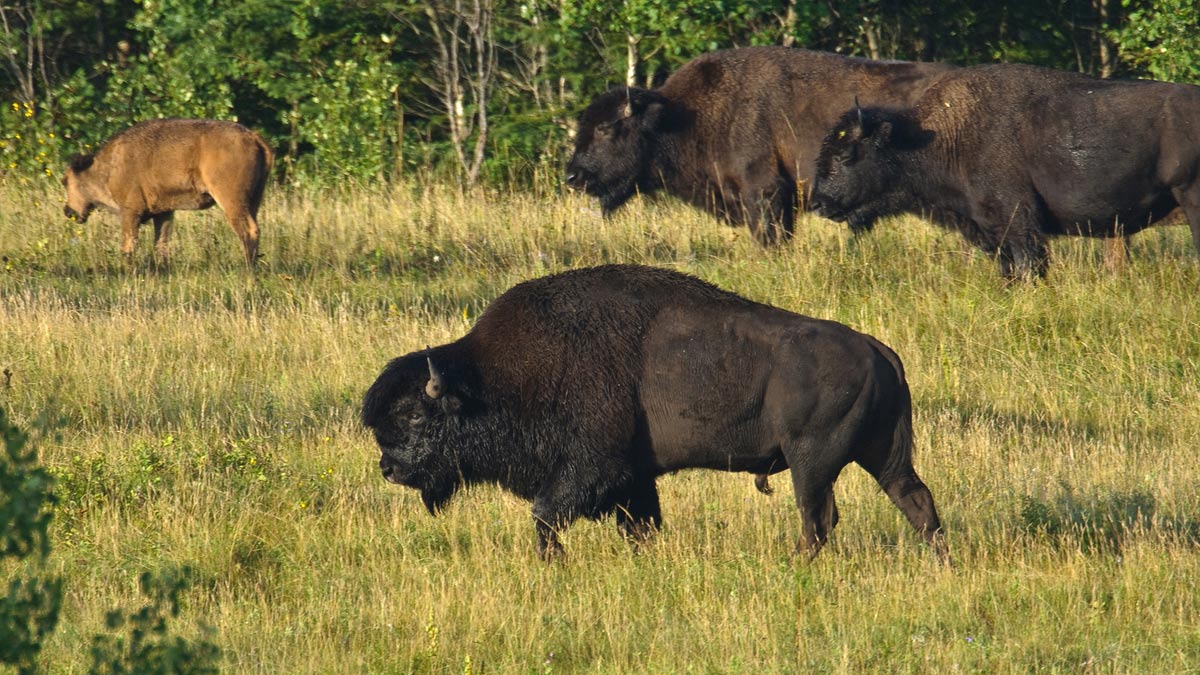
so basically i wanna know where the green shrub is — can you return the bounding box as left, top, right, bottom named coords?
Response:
left=0, top=407, right=62, bottom=675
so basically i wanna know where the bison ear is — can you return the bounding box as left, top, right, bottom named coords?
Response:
left=68, top=153, right=95, bottom=173
left=440, top=395, right=462, bottom=416
left=627, top=90, right=673, bottom=131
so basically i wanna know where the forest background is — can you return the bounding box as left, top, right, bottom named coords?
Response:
left=4, top=2, right=1200, bottom=672
left=2, top=0, right=1199, bottom=190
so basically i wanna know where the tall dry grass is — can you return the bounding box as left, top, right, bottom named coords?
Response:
left=2, top=178, right=1199, bottom=673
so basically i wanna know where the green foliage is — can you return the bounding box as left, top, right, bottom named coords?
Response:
left=0, top=101, right=63, bottom=183
left=1113, top=0, right=1200, bottom=83
left=0, top=1, right=1197, bottom=189
left=292, top=42, right=400, bottom=184
left=0, top=407, right=62, bottom=675
left=96, top=0, right=237, bottom=130
left=87, top=568, right=221, bottom=675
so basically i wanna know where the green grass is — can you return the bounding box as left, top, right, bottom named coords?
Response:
left=3, top=178, right=1200, bottom=673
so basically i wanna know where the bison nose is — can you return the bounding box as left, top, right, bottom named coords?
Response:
left=379, top=457, right=404, bottom=485
left=563, top=161, right=588, bottom=190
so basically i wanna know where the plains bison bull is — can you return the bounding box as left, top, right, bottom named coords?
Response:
left=810, top=64, right=1200, bottom=279
left=362, top=264, right=945, bottom=560
left=62, top=118, right=273, bottom=268
left=564, top=47, right=952, bottom=244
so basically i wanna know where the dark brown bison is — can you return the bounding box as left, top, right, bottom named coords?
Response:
left=62, top=118, right=273, bottom=268
left=564, top=47, right=953, bottom=244
left=810, top=64, right=1200, bottom=279
left=362, top=264, right=946, bottom=561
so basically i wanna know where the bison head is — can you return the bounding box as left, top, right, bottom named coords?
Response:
left=62, top=153, right=98, bottom=223
left=361, top=349, right=468, bottom=515
left=811, top=105, right=919, bottom=234
left=565, top=87, right=675, bottom=215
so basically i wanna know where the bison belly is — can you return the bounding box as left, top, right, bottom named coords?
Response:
left=637, top=308, right=829, bottom=476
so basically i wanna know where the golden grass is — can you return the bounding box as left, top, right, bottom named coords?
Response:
left=2, top=179, right=1199, bottom=673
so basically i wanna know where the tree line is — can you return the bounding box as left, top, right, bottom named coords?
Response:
left=1, top=0, right=1197, bottom=188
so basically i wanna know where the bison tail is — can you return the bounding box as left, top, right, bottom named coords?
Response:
left=883, top=401, right=916, bottom=483
left=257, top=136, right=276, bottom=176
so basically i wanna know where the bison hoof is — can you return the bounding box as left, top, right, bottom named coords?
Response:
left=538, top=542, right=565, bottom=562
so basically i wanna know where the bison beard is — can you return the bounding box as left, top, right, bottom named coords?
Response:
left=362, top=265, right=946, bottom=561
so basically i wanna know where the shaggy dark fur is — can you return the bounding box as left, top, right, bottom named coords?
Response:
left=810, top=63, right=1200, bottom=279
left=362, top=264, right=946, bottom=561
left=564, top=47, right=953, bottom=244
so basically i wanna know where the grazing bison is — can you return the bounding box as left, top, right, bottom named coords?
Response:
left=362, top=264, right=945, bottom=560
left=564, top=47, right=953, bottom=244
left=62, top=118, right=273, bottom=268
left=809, top=64, right=1200, bottom=279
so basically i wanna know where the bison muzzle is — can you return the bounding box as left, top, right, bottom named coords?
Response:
left=362, top=264, right=946, bottom=561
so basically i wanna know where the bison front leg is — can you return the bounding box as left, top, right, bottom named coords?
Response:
left=614, top=477, right=662, bottom=548
left=791, top=476, right=839, bottom=561
left=997, top=231, right=1049, bottom=281
left=531, top=486, right=580, bottom=561
left=532, top=513, right=566, bottom=561
left=744, top=182, right=796, bottom=246
left=119, top=211, right=141, bottom=261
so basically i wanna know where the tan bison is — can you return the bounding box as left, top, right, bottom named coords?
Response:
left=62, top=119, right=273, bottom=268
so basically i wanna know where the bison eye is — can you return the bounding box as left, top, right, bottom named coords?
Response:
left=407, top=410, right=425, bottom=426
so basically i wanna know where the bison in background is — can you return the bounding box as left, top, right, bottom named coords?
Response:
left=810, top=64, right=1200, bottom=280
left=62, top=119, right=274, bottom=269
left=564, top=47, right=953, bottom=244
left=362, top=264, right=946, bottom=561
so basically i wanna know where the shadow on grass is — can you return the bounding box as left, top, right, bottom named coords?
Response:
left=1017, top=482, right=1200, bottom=553
left=923, top=395, right=1113, bottom=445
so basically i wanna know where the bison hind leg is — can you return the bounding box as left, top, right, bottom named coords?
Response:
left=208, top=189, right=261, bottom=269
left=879, top=470, right=948, bottom=561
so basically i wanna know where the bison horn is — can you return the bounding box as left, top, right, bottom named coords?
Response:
left=623, top=89, right=633, bottom=118
left=854, top=95, right=864, bottom=126
left=425, top=347, right=445, bottom=399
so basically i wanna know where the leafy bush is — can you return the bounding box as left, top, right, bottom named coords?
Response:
left=1113, top=0, right=1200, bottom=83
left=2, top=408, right=221, bottom=674
left=87, top=568, right=220, bottom=675
left=0, top=407, right=62, bottom=674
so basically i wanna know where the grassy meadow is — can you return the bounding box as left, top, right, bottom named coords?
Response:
left=2, top=178, right=1199, bottom=673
